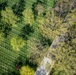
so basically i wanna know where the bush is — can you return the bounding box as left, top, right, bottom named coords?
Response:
left=20, top=66, right=35, bottom=75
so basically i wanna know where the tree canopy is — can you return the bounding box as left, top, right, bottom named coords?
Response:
left=0, top=0, right=76, bottom=75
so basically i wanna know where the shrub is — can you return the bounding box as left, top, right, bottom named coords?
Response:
left=20, top=66, right=35, bottom=75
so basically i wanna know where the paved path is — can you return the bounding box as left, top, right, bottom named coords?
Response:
left=34, top=57, right=54, bottom=75
left=34, top=33, right=68, bottom=75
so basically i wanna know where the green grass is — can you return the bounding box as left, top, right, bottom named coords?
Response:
left=0, top=21, right=27, bottom=74
left=0, top=0, right=56, bottom=74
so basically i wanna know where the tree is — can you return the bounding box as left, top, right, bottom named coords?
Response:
left=50, top=8, right=76, bottom=75
left=45, top=10, right=64, bottom=38
left=1, top=7, right=17, bottom=27
left=36, top=10, right=63, bottom=39
left=22, top=8, right=34, bottom=25
left=20, top=66, right=35, bottom=75
left=10, top=37, right=25, bottom=51
left=54, top=0, right=73, bottom=17
left=32, top=0, right=56, bottom=19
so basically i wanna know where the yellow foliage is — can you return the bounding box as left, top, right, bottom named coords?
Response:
left=1, top=7, right=17, bottom=27
left=68, top=8, right=76, bottom=25
left=51, top=42, right=76, bottom=75
left=22, top=8, right=34, bottom=25
left=36, top=15, right=52, bottom=38
left=50, top=9, right=76, bottom=73
left=37, top=10, right=63, bottom=39
left=20, top=66, right=35, bottom=75
left=10, top=37, right=25, bottom=51
left=37, top=15, right=45, bottom=25
left=72, top=38, right=76, bottom=44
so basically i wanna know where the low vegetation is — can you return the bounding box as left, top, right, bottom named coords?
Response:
left=0, top=0, right=76, bottom=75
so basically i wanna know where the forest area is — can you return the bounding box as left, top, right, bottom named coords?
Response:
left=0, top=0, right=76, bottom=75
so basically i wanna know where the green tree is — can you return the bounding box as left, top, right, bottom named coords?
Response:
left=22, top=8, right=34, bottom=25
left=1, top=7, right=17, bottom=27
